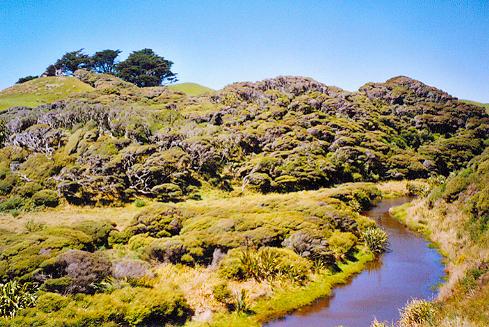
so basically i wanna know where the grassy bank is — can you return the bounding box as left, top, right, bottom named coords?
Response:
left=202, top=251, right=374, bottom=327
left=385, top=150, right=489, bottom=326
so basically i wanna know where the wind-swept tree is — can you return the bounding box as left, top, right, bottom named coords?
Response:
left=116, top=48, right=177, bottom=87
left=55, top=49, right=92, bottom=75
left=43, top=64, right=59, bottom=77
left=91, top=49, right=121, bottom=74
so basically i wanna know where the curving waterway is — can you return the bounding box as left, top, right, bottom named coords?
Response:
left=266, top=197, right=444, bottom=327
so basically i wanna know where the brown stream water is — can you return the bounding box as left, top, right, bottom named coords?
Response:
left=266, top=197, right=444, bottom=327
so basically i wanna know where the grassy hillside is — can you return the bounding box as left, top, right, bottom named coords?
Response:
left=0, top=76, right=94, bottom=110
left=168, top=82, right=214, bottom=96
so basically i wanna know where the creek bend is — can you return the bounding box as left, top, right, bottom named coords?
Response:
left=266, top=197, right=444, bottom=327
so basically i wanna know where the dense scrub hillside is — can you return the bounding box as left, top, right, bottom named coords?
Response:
left=389, top=149, right=488, bottom=326
left=0, top=71, right=487, bottom=212
left=0, top=182, right=388, bottom=325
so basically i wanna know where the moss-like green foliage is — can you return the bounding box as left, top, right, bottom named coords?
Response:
left=32, top=190, right=59, bottom=207
left=0, top=75, right=485, bottom=207
left=0, top=227, right=97, bottom=281
left=3, top=287, right=192, bottom=326
left=328, top=231, right=358, bottom=261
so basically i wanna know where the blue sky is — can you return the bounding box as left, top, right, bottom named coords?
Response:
left=1, top=0, right=488, bottom=101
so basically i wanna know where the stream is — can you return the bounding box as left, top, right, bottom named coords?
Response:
left=266, top=197, right=444, bottom=327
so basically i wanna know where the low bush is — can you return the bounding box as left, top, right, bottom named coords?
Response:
left=42, top=250, right=111, bottom=294
left=399, top=299, right=435, bottom=327
left=32, top=189, right=59, bottom=207
left=24, top=219, right=46, bottom=232
left=282, top=230, right=335, bottom=264
left=35, top=292, right=70, bottom=313
left=134, top=199, right=146, bottom=207
left=3, top=287, right=193, bottom=326
left=406, top=180, right=430, bottom=196
left=220, top=247, right=311, bottom=283
left=73, top=220, right=116, bottom=249
left=0, top=197, right=25, bottom=212
left=124, top=205, right=182, bottom=239
left=362, top=227, right=389, bottom=255
left=111, top=259, right=152, bottom=280
left=212, top=282, right=232, bottom=304
left=145, top=238, right=187, bottom=264
left=328, top=231, right=358, bottom=261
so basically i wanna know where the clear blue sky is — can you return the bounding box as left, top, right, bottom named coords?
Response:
left=1, top=0, right=488, bottom=101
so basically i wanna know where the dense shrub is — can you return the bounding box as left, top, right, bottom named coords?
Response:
left=212, top=282, right=232, bottom=304
left=111, top=259, right=152, bottom=280
left=41, top=250, right=111, bottom=294
left=406, top=180, right=430, bottom=196
left=72, top=220, right=116, bottom=248
left=125, top=205, right=183, bottom=239
left=328, top=231, right=358, bottom=261
left=0, top=197, right=25, bottom=212
left=282, top=230, right=334, bottom=264
left=3, top=287, right=192, bottom=326
left=399, top=299, right=435, bottom=326
left=32, top=190, right=59, bottom=207
left=145, top=238, right=187, bottom=264
left=361, top=227, right=389, bottom=254
left=35, top=292, right=70, bottom=313
left=0, top=227, right=94, bottom=280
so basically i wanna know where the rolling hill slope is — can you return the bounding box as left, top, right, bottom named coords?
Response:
left=0, top=76, right=94, bottom=110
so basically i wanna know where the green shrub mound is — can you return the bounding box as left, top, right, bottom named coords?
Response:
left=2, top=287, right=192, bottom=326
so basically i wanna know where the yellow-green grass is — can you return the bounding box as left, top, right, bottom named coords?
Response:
left=0, top=76, right=94, bottom=110
left=168, top=82, right=214, bottom=96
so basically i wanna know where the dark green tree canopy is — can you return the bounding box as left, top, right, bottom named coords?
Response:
left=43, top=64, right=58, bottom=77
left=55, top=49, right=92, bottom=75
left=116, top=48, right=177, bottom=87
left=91, top=49, right=121, bottom=74
left=16, top=75, right=38, bottom=84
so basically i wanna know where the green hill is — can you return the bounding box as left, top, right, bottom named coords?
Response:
left=167, top=82, right=214, bottom=96
left=0, top=76, right=94, bottom=110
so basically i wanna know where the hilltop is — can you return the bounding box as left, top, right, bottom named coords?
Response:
left=0, top=76, right=93, bottom=110
left=168, top=82, right=214, bottom=96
